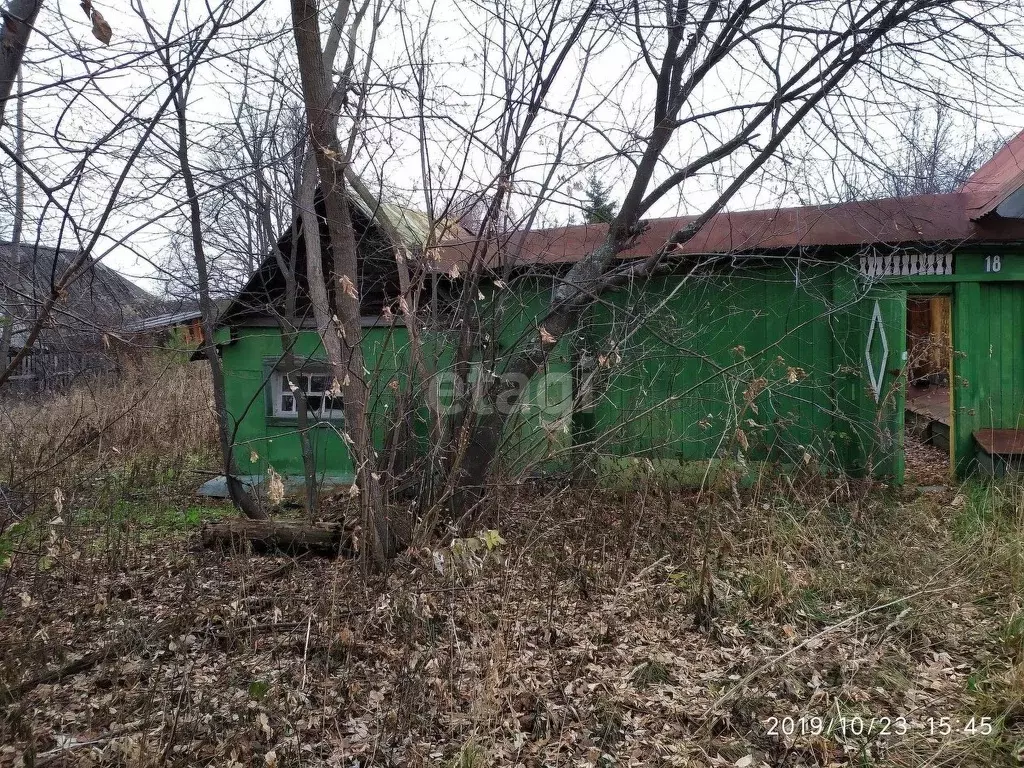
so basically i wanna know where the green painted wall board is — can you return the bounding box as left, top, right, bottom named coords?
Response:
left=573, top=264, right=909, bottom=481
left=219, top=277, right=572, bottom=480
left=952, top=280, right=1024, bottom=476
left=220, top=325, right=409, bottom=479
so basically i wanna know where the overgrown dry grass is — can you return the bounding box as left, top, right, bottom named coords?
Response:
left=1, top=353, right=219, bottom=526
left=1, top=454, right=1022, bottom=767
left=1, top=362, right=1021, bottom=765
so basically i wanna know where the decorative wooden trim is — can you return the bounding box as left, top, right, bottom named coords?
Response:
left=859, top=251, right=953, bottom=278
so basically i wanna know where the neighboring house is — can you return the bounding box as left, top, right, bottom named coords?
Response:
left=122, top=298, right=235, bottom=346
left=0, top=241, right=160, bottom=390
left=207, top=129, right=1024, bottom=489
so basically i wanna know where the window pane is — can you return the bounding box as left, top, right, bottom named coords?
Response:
left=310, top=374, right=329, bottom=394
left=280, top=393, right=294, bottom=412
left=306, top=395, right=324, bottom=415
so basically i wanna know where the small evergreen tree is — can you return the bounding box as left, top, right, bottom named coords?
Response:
left=581, top=173, right=618, bottom=224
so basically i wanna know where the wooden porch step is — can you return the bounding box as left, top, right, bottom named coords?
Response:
left=974, top=428, right=1024, bottom=456
left=973, top=429, right=1024, bottom=476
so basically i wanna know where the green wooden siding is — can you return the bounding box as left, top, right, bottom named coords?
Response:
left=483, top=280, right=573, bottom=474
left=219, top=280, right=572, bottom=480
left=217, top=252, right=1024, bottom=486
left=220, top=325, right=409, bottom=480
left=952, top=280, right=1024, bottom=474
left=577, top=264, right=902, bottom=478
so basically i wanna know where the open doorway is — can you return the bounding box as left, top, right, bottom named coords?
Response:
left=904, top=294, right=952, bottom=484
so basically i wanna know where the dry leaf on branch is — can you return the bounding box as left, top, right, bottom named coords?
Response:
left=338, top=274, right=358, bottom=300
left=266, top=468, right=285, bottom=506
left=91, top=10, right=112, bottom=45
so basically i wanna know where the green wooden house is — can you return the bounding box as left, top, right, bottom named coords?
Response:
left=202, top=188, right=574, bottom=496
left=204, top=130, right=1024, bottom=494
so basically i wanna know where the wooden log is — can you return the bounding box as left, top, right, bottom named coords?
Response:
left=201, top=519, right=347, bottom=557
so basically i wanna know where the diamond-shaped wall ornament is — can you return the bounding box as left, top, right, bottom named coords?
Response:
left=865, top=300, right=888, bottom=403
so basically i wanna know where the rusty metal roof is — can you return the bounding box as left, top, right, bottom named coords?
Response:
left=961, top=129, right=1024, bottom=219
left=429, top=190, right=1024, bottom=272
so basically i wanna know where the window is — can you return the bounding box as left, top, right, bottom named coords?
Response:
left=270, top=368, right=344, bottom=421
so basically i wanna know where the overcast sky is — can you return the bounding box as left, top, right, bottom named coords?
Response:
left=2, top=0, right=1021, bottom=297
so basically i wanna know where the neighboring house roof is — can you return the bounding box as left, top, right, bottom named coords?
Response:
left=124, top=306, right=203, bottom=334
left=123, top=297, right=234, bottom=334
left=961, top=128, right=1024, bottom=219
left=0, top=241, right=159, bottom=345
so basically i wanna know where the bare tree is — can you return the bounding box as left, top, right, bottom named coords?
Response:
left=0, top=74, right=24, bottom=368
left=793, top=103, right=1005, bottom=203
left=136, top=1, right=269, bottom=519
left=289, top=0, right=400, bottom=565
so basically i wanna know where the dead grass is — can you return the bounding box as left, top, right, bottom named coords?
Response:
left=1, top=354, right=218, bottom=528
left=0, top=464, right=1022, bottom=767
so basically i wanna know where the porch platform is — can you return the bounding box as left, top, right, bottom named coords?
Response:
left=906, top=384, right=950, bottom=451
left=974, top=428, right=1024, bottom=476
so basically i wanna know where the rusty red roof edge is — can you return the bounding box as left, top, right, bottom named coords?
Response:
left=428, top=189, right=1024, bottom=272
left=961, top=129, right=1024, bottom=219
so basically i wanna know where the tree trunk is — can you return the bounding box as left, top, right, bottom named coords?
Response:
left=159, top=26, right=267, bottom=520
left=201, top=519, right=347, bottom=557
left=0, top=0, right=43, bottom=127
left=0, top=74, right=24, bottom=368
left=290, top=0, right=395, bottom=567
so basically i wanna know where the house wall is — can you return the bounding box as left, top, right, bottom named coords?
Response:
left=952, top=275, right=1024, bottom=474
left=219, top=284, right=573, bottom=483
left=877, top=251, right=1024, bottom=477
left=574, top=262, right=898, bottom=480
left=419, top=279, right=574, bottom=476
left=221, top=325, right=410, bottom=481
left=223, top=254, right=1024, bottom=486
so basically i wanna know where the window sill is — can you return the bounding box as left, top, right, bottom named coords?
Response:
left=266, top=416, right=345, bottom=429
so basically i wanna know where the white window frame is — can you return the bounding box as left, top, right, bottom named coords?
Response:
left=270, top=368, right=344, bottom=422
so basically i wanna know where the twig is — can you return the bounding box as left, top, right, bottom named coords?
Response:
left=300, top=614, right=313, bottom=690
left=1, top=616, right=191, bottom=705
left=262, top=552, right=311, bottom=580
left=30, top=718, right=153, bottom=765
